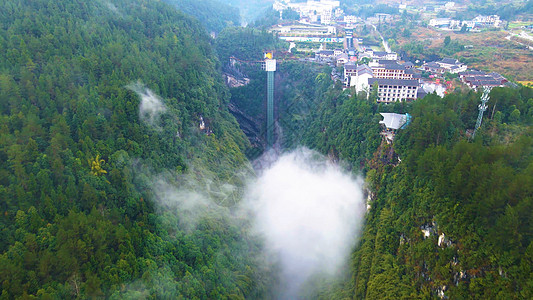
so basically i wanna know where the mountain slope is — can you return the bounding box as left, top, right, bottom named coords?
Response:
left=163, top=0, right=240, bottom=33
left=0, top=0, right=272, bottom=298
left=302, top=88, right=533, bottom=299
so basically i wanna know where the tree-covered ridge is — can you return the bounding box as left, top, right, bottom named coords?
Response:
left=215, top=26, right=287, bottom=69
left=163, top=0, right=240, bottom=34
left=0, top=0, right=274, bottom=298
left=303, top=86, right=533, bottom=299
left=301, top=88, right=384, bottom=170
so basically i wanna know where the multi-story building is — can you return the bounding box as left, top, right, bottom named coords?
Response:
left=344, top=64, right=420, bottom=103
left=471, top=15, right=502, bottom=28
left=363, top=50, right=398, bottom=61
left=273, top=0, right=340, bottom=24
left=369, top=61, right=416, bottom=80
left=343, top=15, right=359, bottom=24
left=346, top=64, right=374, bottom=90
left=429, top=18, right=452, bottom=27
left=321, top=9, right=332, bottom=24
left=345, top=62, right=421, bottom=102
left=344, top=63, right=368, bottom=86
left=345, top=28, right=354, bottom=49
left=368, top=78, right=420, bottom=103
left=429, top=18, right=461, bottom=29
left=336, top=53, right=349, bottom=65
left=345, top=60, right=419, bottom=83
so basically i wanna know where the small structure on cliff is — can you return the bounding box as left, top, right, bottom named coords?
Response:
left=379, top=113, right=411, bottom=143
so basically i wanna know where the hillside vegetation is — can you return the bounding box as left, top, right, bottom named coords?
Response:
left=163, top=0, right=240, bottom=34
left=302, top=87, right=533, bottom=299
left=0, top=0, right=274, bottom=298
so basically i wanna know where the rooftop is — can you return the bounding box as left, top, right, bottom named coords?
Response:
left=425, top=62, right=441, bottom=68
left=379, top=113, right=410, bottom=130
left=439, top=58, right=460, bottom=65
left=369, top=78, right=420, bottom=87
left=373, top=51, right=388, bottom=57
left=379, top=60, right=398, bottom=65
left=344, top=63, right=358, bottom=70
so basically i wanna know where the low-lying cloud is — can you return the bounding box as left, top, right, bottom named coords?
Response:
left=139, top=148, right=366, bottom=298
left=127, top=81, right=167, bottom=127
left=245, top=148, right=366, bottom=299
left=127, top=93, right=366, bottom=297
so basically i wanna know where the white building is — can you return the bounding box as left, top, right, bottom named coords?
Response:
left=321, top=9, right=332, bottom=24
left=273, top=0, right=340, bottom=24
left=336, top=53, right=349, bottom=65
left=471, top=15, right=502, bottom=28
left=429, top=18, right=452, bottom=27
left=437, top=58, right=467, bottom=73
left=369, top=78, right=419, bottom=103
left=369, top=61, right=417, bottom=80
left=345, top=63, right=420, bottom=103
left=365, top=50, right=398, bottom=61
left=344, top=15, right=359, bottom=24
left=379, top=113, right=410, bottom=130
left=346, top=64, right=374, bottom=90
left=445, top=2, right=455, bottom=9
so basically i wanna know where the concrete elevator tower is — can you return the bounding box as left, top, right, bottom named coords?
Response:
left=264, top=53, right=276, bottom=148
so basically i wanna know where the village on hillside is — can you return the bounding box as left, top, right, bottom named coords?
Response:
left=265, top=0, right=526, bottom=102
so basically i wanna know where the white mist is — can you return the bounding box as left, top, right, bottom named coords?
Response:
left=127, top=81, right=167, bottom=127
left=246, top=148, right=366, bottom=299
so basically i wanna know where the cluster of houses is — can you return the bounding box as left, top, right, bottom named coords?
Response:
left=273, top=0, right=342, bottom=25
left=317, top=48, right=423, bottom=103
left=429, top=15, right=502, bottom=31
left=316, top=47, right=423, bottom=103
left=272, top=0, right=364, bottom=27
left=346, top=59, right=421, bottom=103
left=317, top=47, right=508, bottom=103
left=458, top=70, right=508, bottom=91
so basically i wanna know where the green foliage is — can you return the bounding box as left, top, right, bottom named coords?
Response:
left=163, top=0, right=240, bottom=33
left=282, top=8, right=300, bottom=21
left=215, top=26, right=287, bottom=67
left=0, top=0, right=272, bottom=298
left=297, top=82, right=532, bottom=298
left=306, top=86, right=533, bottom=299
left=301, top=90, right=382, bottom=171
left=444, top=36, right=451, bottom=46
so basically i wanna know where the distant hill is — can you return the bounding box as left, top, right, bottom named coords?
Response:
left=163, top=0, right=240, bottom=33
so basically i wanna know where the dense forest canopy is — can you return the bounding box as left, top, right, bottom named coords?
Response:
left=163, top=0, right=241, bottom=34
left=297, top=87, right=533, bottom=298
left=1, top=0, right=533, bottom=298
left=0, top=0, right=275, bottom=298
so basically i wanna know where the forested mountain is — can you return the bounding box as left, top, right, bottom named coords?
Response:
left=2, top=0, right=533, bottom=298
left=0, top=0, right=273, bottom=298
left=163, top=0, right=240, bottom=34
left=215, top=26, right=287, bottom=69
left=299, top=87, right=533, bottom=298
left=211, top=22, right=533, bottom=297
